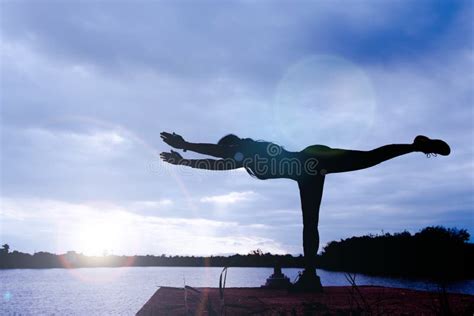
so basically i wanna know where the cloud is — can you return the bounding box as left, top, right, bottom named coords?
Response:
left=131, top=199, right=173, bottom=209
left=2, top=1, right=468, bottom=81
left=0, top=197, right=287, bottom=256
left=25, top=127, right=128, bottom=156
left=200, top=191, right=258, bottom=204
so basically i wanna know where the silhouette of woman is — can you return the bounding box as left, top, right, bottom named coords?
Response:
left=160, top=132, right=450, bottom=291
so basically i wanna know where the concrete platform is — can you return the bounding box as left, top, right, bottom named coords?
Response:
left=137, top=286, right=474, bottom=315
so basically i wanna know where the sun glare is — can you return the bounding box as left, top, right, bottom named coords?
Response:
left=76, top=221, right=122, bottom=256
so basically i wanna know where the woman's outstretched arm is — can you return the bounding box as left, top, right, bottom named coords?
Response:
left=160, top=132, right=236, bottom=158
left=160, top=150, right=241, bottom=170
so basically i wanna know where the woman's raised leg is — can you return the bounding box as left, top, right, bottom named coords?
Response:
left=322, top=135, right=450, bottom=174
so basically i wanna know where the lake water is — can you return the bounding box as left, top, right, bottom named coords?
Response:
left=1, top=267, right=473, bottom=315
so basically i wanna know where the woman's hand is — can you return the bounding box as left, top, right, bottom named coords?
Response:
left=160, top=150, right=183, bottom=165
left=160, top=132, right=187, bottom=150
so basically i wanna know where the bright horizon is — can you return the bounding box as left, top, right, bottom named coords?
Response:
left=1, top=1, right=473, bottom=257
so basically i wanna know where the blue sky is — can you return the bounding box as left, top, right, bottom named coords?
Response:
left=1, top=1, right=473, bottom=256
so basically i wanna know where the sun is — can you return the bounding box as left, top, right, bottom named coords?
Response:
left=76, top=221, right=122, bottom=256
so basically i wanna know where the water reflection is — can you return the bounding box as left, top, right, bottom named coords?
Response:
left=1, top=267, right=473, bottom=315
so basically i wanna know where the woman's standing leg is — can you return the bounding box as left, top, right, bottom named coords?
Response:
left=294, top=176, right=325, bottom=291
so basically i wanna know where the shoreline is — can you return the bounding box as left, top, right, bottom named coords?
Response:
left=3, top=266, right=473, bottom=296
left=1, top=264, right=472, bottom=282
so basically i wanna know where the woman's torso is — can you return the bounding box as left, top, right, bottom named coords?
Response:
left=240, top=143, right=331, bottom=180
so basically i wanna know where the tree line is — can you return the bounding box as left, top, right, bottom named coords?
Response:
left=318, top=226, right=473, bottom=281
left=1, top=226, right=472, bottom=280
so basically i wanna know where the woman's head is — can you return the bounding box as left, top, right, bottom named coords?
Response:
left=218, top=134, right=242, bottom=146
left=218, top=134, right=282, bottom=153
left=218, top=134, right=259, bottom=177
left=218, top=134, right=256, bottom=146
left=218, top=134, right=284, bottom=179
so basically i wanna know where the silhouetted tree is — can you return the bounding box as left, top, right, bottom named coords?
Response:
left=1, top=244, right=9, bottom=254
left=319, top=226, right=473, bottom=280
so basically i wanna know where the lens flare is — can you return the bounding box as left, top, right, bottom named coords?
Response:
left=3, top=291, right=12, bottom=302
left=45, top=116, right=196, bottom=282
left=273, top=54, right=377, bottom=150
